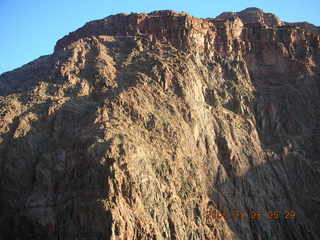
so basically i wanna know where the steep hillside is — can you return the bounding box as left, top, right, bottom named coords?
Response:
left=1, top=9, right=320, bottom=240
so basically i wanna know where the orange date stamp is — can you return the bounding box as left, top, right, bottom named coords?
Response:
left=205, top=209, right=296, bottom=220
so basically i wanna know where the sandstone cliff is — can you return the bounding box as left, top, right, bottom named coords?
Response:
left=1, top=8, right=320, bottom=240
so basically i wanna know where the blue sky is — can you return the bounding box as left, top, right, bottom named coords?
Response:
left=1, top=0, right=319, bottom=74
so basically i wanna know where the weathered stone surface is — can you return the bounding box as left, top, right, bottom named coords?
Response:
left=217, top=7, right=283, bottom=26
left=286, top=21, right=320, bottom=35
left=0, top=8, right=320, bottom=240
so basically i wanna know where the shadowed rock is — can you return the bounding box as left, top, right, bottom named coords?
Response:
left=0, top=8, right=320, bottom=240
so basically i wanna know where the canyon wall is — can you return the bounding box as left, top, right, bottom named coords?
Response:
left=0, top=8, right=320, bottom=240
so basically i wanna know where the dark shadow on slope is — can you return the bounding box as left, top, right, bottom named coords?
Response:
left=207, top=53, right=320, bottom=239
left=208, top=150, right=320, bottom=239
left=0, top=55, right=56, bottom=97
left=0, top=94, right=122, bottom=239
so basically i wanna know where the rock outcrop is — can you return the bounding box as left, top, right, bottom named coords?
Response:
left=217, top=7, right=283, bottom=26
left=1, top=8, right=320, bottom=240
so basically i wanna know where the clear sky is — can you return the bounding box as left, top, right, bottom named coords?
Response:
left=1, top=0, right=319, bottom=74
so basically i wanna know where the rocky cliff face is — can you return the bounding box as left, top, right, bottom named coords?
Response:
left=216, top=7, right=283, bottom=26
left=1, top=8, right=320, bottom=240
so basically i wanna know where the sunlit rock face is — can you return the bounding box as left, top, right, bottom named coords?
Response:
left=1, top=8, right=320, bottom=240
left=217, top=7, right=283, bottom=26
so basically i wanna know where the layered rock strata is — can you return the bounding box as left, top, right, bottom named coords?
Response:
left=1, top=8, right=320, bottom=240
